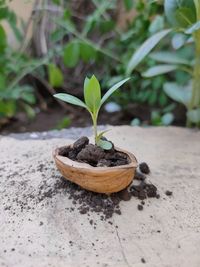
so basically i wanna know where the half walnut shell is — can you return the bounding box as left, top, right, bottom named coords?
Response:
left=53, top=146, right=137, bottom=194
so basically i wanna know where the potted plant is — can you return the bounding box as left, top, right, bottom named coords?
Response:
left=53, top=75, right=137, bottom=194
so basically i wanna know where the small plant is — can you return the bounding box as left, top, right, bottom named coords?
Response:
left=54, top=75, right=129, bottom=149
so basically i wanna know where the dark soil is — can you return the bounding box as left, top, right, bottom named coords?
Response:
left=165, top=190, right=173, bottom=196
left=139, top=162, right=150, bottom=174
left=58, top=136, right=130, bottom=167
left=35, top=170, right=159, bottom=220
left=3, top=157, right=161, bottom=221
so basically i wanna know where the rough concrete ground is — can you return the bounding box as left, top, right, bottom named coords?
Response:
left=0, top=126, right=200, bottom=267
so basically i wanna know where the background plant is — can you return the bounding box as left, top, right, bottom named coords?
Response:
left=126, top=0, right=200, bottom=127
left=54, top=75, right=129, bottom=149
left=47, top=0, right=175, bottom=126
left=0, top=0, right=49, bottom=123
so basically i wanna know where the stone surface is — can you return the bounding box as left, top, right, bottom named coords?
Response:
left=0, top=126, right=200, bottom=267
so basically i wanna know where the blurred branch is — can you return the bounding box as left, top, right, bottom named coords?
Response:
left=19, top=0, right=40, bottom=53
left=55, top=18, right=121, bottom=62
left=7, top=57, right=49, bottom=92
left=31, top=73, right=66, bottom=110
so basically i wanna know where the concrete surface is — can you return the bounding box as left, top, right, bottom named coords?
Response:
left=0, top=126, right=200, bottom=267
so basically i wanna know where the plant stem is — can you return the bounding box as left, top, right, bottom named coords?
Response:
left=92, top=114, right=98, bottom=144
left=188, top=30, right=200, bottom=127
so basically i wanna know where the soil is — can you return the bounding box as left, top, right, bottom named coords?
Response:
left=139, top=162, right=150, bottom=174
left=165, top=190, right=173, bottom=196
left=58, top=136, right=130, bottom=167
left=34, top=167, right=159, bottom=220
left=3, top=155, right=161, bottom=222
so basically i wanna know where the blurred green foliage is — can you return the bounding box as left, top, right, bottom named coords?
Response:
left=50, top=0, right=175, bottom=125
left=1, top=0, right=197, bottom=128
left=126, top=0, right=200, bottom=127
left=0, top=0, right=49, bottom=122
left=0, top=1, right=35, bottom=120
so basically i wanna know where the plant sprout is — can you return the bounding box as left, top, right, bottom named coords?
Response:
left=54, top=75, right=130, bottom=150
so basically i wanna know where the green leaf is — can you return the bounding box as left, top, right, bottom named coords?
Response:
left=176, top=7, right=197, bottom=28
left=149, top=51, right=190, bottom=65
left=149, top=15, right=164, bottom=34
left=164, top=0, right=196, bottom=27
left=101, top=77, right=130, bottom=106
left=130, top=118, right=141, bottom=126
left=161, top=113, right=174, bottom=125
left=63, top=40, right=80, bottom=68
left=99, top=20, right=115, bottom=33
left=22, top=103, right=36, bottom=119
left=163, top=82, right=192, bottom=106
left=56, top=117, right=71, bottom=130
left=96, top=130, right=110, bottom=143
left=18, top=85, right=36, bottom=105
left=194, top=0, right=200, bottom=20
left=48, top=63, right=64, bottom=87
left=187, top=108, right=200, bottom=123
left=123, top=0, right=133, bottom=11
left=151, top=111, right=162, bottom=126
left=0, top=100, right=16, bottom=117
left=84, top=76, right=90, bottom=93
left=0, top=7, right=8, bottom=20
left=97, top=140, right=112, bottom=150
left=126, top=29, right=171, bottom=75
left=52, top=0, right=61, bottom=5
left=185, top=20, right=200, bottom=34
left=0, top=25, right=6, bottom=52
left=54, top=93, right=87, bottom=109
left=0, top=74, right=6, bottom=91
left=171, top=33, right=186, bottom=49
left=142, top=65, right=178, bottom=78
left=80, top=42, right=96, bottom=62
left=84, top=75, right=101, bottom=113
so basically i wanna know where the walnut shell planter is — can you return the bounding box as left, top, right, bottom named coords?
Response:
left=53, top=146, right=137, bottom=194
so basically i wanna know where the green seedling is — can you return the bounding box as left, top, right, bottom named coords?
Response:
left=54, top=75, right=130, bottom=150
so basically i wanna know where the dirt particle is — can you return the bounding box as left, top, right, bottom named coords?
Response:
left=165, top=190, right=173, bottom=196
left=141, top=257, right=146, bottom=263
left=135, top=170, right=146, bottom=181
left=73, top=136, right=89, bottom=151
left=139, top=162, right=150, bottom=174
left=117, top=189, right=131, bottom=201
left=137, top=204, right=143, bottom=211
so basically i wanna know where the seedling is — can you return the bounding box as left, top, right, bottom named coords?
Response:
left=54, top=75, right=129, bottom=150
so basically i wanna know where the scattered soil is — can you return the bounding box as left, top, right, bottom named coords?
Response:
left=139, top=162, right=150, bottom=174
left=165, top=190, right=173, bottom=196
left=2, top=144, right=170, bottom=222
left=141, top=258, right=146, bottom=263
left=35, top=174, right=159, bottom=219
left=58, top=136, right=130, bottom=167
left=3, top=159, right=160, bottom=221
left=137, top=204, right=143, bottom=211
